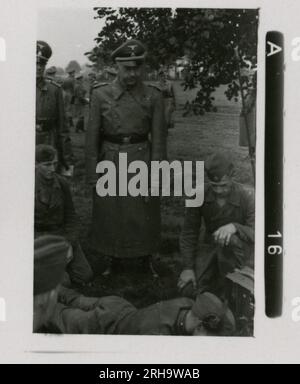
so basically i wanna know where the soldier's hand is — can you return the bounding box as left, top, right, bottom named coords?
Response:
left=213, top=223, right=237, bottom=247
left=177, top=269, right=196, bottom=290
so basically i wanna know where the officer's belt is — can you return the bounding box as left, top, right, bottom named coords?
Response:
left=103, top=134, right=148, bottom=145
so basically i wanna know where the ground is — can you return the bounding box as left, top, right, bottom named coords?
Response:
left=70, top=81, right=254, bottom=313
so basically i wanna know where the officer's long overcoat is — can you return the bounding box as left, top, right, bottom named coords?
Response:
left=86, top=79, right=167, bottom=258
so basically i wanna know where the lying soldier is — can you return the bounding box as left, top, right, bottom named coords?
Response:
left=34, top=235, right=235, bottom=336
left=178, top=152, right=255, bottom=298
left=35, top=144, right=93, bottom=285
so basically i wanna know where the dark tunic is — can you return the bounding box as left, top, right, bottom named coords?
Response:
left=86, top=78, right=167, bottom=258
left=36, top=78, right=73, bottom=167
left=34, top=174, right=93, bottom=284
left=34, top=174, right=78, bottom=244
left=180, top=182, right=255, bottom=269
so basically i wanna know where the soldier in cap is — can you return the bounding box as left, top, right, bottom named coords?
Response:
left=46, top=66, right=57, bottom=80
left=36, top=41, right=73, bottom=173
left=34, top=236, right=235, bottom=335
left=178, top=152, right=255, bottom=298
left=86, top=39, right=167, bottom=273
left=73, top=73, right=88, bottom=132
left=35, top=144, right=93, bottom=286
left=158, top=68, right=176, bottom=130
left=62, top=68, right=76, bottom=129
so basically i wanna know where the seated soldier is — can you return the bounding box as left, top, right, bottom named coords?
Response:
left=178, top=152, right=255, bottom=298
left=34, top=235, right=236, bottom=336
left=35, top=144, right=93, bottom=285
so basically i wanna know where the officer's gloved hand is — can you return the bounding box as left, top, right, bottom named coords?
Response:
left=178, top=269, right=196, bottom=291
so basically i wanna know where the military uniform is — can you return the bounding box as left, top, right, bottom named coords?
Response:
left=62, top=70, right=76, bottom=129
left=180, top=154, right=255, bottom=296
left=239, top=88, right=256, bottom=154
left=35, top=172, right=93, bottom=284
left=158, top=75, right=176, bottom=129
left=33, top=235, right=235, bottom=335
left=40, top=287, right=235, bottom=336
left=73, top=75, right=88, bottom=132
left=36, top=41, right=73, bottom=169
left=86, top=40, right=167, bottom=259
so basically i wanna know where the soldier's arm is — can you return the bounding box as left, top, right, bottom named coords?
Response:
left=180, top=207, right=202, bottom=269
left=233, top=188, right=255, bottom=243
left=151, top=89, right=167, bottom=161
left=86, top=89, right=102, bottom=185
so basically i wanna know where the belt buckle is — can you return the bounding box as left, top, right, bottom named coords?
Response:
left=122, top=136, right=131, bottom=144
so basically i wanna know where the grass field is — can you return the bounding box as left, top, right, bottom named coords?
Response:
left=70, top=81, right=254, bottom=309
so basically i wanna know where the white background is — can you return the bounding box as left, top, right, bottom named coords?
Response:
left=0, top=0, right=299, bottom=363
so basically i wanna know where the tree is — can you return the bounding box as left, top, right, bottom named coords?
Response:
left=65, top=60, right=81, bottom=74
left=86, top=8, right=258, bottom=113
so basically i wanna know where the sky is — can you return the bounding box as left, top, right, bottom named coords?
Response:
left=38, top=6, right=104, bottom=68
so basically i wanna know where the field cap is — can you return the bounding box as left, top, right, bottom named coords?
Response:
left=205, top=152, right=234, bottom=182
left=34, top=235, right=69, bottom=295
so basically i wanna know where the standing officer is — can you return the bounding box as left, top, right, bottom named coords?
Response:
left=36, top=41, right=73, bottom=173
left=86, top=39, right=167, bottom=274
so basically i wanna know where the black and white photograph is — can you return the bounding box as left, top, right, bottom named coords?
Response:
left=33, top=6, right=257, bottom=337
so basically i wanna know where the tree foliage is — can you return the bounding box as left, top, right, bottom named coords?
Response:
left=86, top=8, right=258, bottom=112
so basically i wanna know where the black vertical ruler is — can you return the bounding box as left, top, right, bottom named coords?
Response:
left=265, top=32, right=284, bottom=317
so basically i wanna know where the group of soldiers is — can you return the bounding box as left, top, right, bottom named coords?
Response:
left=34, top=39, right=255, bottom=335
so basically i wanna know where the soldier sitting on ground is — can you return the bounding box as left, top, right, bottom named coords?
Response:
left=178, top=152, right=255, bottom=298
left=34, top=144, right=93, bottom=286
left=34, top=235, right=236, bottom=336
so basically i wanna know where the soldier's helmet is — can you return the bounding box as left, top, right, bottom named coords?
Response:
left=36, top=41, right=52, bottom=64
left=111, top=39, right=146, bottom=66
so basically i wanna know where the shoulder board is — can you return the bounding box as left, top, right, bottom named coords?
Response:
left=93, top=82, right=109, bottom=89
left=147, top=83, right=162, bottom=92
left=46, top=79, right=62, bottom=88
